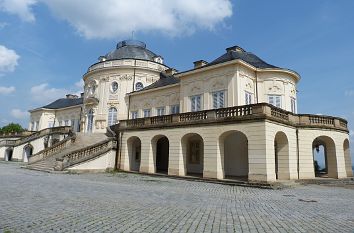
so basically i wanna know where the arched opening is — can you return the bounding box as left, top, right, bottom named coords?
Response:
left=127, top=137, right=141, bottom=172
left=274, top=132, right=290, bottom=180
left=23, top=144, right=33, bottom=163
left=312, top=136, right=337, bottom=178
left=154, top=136, right=169, bottom=173
left=87, top=109, right=94, bottom=133
left=182, top=133, right=204, bottom=177
left=108, top=107, right=118, bottom=126
left=220, top=131, right=248, bottom=180
left=343, top=139, right=353, bottom=177
left=5, top=148, right=13, bottom=161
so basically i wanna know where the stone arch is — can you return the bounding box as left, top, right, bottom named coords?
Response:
left=181, top=133, right=204, bottom=177
left=5, top=147, right=13, bottom=161
left=274, top=131, right=290, bottom=180
left=343, top=139, right=353, bottom=177
left=219, top=130, right=248, bottom=180
left=312, top=136, right=337, bottom=178
left=23, top=144, right=33, bottom=163
left=127, top=136, right=141, bottom=172
left=151, top=135, right=169, bottom=174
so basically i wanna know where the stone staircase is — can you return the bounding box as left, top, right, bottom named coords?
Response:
left=26, top=133, right=112, bottom=172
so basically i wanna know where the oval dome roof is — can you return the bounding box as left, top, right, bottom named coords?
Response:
left=104, top=40, right=161, bottom=62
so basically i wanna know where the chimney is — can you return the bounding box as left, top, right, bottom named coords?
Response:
left=165, top=68, right=177, bottom=76
left=98, top=56, right=107, bottom=62
left=66, top=94, right=78, bottom=99
left=193, top=60, right=208, bottom=69
left=226, top=45, right=245, bottom=53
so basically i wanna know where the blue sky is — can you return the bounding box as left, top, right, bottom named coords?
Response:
left=1, top=0, right=354, bottom=165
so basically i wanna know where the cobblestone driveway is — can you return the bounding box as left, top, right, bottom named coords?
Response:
left=0, top=162, right=353, bottom=233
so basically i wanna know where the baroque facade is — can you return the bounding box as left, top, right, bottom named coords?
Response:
left=1, top=40, right=352, bottom=182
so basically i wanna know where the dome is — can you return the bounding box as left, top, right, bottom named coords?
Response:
left=102, top=40, right=163, bottom=63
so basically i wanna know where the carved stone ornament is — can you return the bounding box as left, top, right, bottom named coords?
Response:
left=119, top=74, right=133, bottom=81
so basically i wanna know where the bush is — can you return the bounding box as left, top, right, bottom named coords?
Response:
left=0, top=123, right=24, bottom=134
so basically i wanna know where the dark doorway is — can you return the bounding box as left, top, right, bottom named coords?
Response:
left=156, top=137, right=169, bottom=173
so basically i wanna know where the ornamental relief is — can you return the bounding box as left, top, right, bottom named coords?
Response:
left=210, top=79, right=225, bottom=91
left=266, top=80, right=284, bottom=94
left=119, top=74, right=133, bottom=81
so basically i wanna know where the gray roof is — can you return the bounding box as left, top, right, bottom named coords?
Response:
left=208, top=46, right=278, bottom=69
left=105, top=40, right=160, bottom=62
left=134, top=72, right=180, bottom=93
left=39, top=98, right=83, bottom=110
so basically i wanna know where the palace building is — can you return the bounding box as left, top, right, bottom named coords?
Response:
left=0, top=40, right=352, bottom=182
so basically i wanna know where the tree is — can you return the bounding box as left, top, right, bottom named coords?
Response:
left=0, top=123, right=24, bottom=134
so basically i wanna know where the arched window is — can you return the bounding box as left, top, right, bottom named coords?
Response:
left=108, top=107, right=118, bottom=126
left=87, top=109, right=94, bottom=133
left=135, top=82, right=144, bottom=91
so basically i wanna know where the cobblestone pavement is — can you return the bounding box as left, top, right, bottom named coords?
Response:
left=0, top=162, right=353, bottom=233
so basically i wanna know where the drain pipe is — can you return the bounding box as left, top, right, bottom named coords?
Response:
left=296, top=129, right=300, bottom=179
left=117, top=131, right=124, bottom=170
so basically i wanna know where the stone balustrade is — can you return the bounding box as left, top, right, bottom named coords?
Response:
left=28, top=134, right=75, bottom=164
left=55, top=139, right=117, bottom=171
left=86, top=59, right=165, bottom=74
left=116, top=103, right=348, bottom=132
left=0, top=126, right=72, bottom=148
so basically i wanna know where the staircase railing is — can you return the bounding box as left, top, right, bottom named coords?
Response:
left=28, top=132, right=76, bottom=164
left=54, top=138, right=117, bottom=171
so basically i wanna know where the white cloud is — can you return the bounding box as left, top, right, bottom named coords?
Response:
left=0, top=22, right=8, bottom=29
left=0, top=45, right=20, bottom=73
left=30, top=83, right=68, bottom=103
left=75, top=79, right=84, bottom=90
left=41, top=0, right=233, bottom=39
left=0, top=0, right=37, bottom=22
left=0, top=86, right=15, bottom=94
left=345, top=90, right=354, bottom=97
left=10, top=108, right=29, bottom=119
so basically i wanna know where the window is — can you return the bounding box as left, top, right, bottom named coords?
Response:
left=58, top=120, right=62, bottom=127
left=143, top=109, right=151, bottom=118
left=48, top=121, right=54, bottom=128
left=131, top=111, right=138, bottom=119
left=36, top=121, right=39, bottom=131
left=135, top=82, right=144, bottom=91
left=291, top=97, right=296, bottom=113
left=170, top=105, right=180, bottom=114
left=64, top=120, right=69, bottom=126
left=71, top=119, right=75, bottom=129
left=189, top=141, right=201, bottom=164
left=268, top=95, right=281, bottom=108
left=76, top=119, right=81, bottom=132
left=110, top=81, right=119, bottom=93
left=190, top=95, right=202, bottom=112
left=107, top=107, right=118, bottom=126
left=245, top=91, right=253, bottom=105
left=212, top=91, right=225, bottom=109
left=87, top=109, right=94, bottom=133
left=31, top=122, right=34, bottom=131
left=156, top=107, right=165, bottom=116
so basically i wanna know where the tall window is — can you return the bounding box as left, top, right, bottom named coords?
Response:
left=135, top=82, right=144, bottom=91
left=107, top=107, right=118, bottom=126
left=170, top=105, right=180, bottom=114
left=212, top=91, right=225, bottom=109
left=31, top=122, right=34, bottom=131
left=71, top=119, right=75, bottom=129
left=87, top=109, right=94, bottom=133
left=36, top=121, right=39, bottom=131
left=48, top=121, right=54, bottom=128
left=64, top=120, right=69, bottom=126
left=189, top=141, right=201, bottom=164
left=268, top=95, right=281, bottom=108
left=156, top=107, right=165, bottom=116
left=143, top=109, right=151, bottom=118
left=245, top=91, right=253, bottom=105
left=291, top=97, right=296, bottom=113
left=131, top=111, right=138, bottom=119
left=190, top=95, right=202, bottom=112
